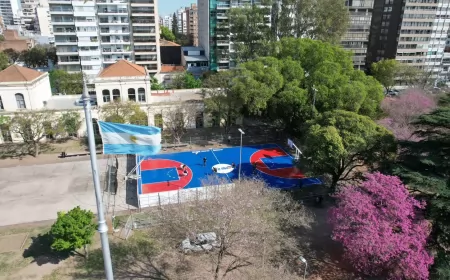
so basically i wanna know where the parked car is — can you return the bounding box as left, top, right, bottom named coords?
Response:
left=180, top=232, right=220, bottom=254
left=387, top=89, right=399, bottom=96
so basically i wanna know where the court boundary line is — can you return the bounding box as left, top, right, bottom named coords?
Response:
left=141, top=167, right=180, bottom=184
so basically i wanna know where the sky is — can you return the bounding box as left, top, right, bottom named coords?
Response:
left=159, top=0, right=195, bottom=17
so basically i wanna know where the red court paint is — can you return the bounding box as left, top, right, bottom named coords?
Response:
left=140, top=159, right=193, bottom=194
left=250, top=147, right=304, bottom=179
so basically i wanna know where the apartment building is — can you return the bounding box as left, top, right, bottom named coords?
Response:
left=186, top=3, right=198, bottom=46
left=198, top=0, right=270, bottom=71
left=20, top=0, right=40, bottom=30
left=162, top=14, right=172, bottom=30
left=50, top=0, right=160, bottom=77
left=177, top=7, right=187, bottom=35
left=35, top=0, right=52, bottom=37
left=342, top=0, right=375, bottom=70
left=367, top=0, right=450, bottom=83
left=0, top=0, right=20, bottom=26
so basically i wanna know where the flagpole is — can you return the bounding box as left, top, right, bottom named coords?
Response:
left=82, top=76, right=114, bottom=279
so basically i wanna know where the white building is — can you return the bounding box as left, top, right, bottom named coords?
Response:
left=162, top=14, right=172, bottom=31
left=177, top=7, right=187, bottom=35
left=20, top=0, right=40, bottom=30
left=49, top=0, right=161, bottom=77
left=0, top=61, right=209, bottom=144
left=35, top=0, right=52, bottom=38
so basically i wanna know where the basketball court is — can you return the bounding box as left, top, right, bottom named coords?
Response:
left=136, top=144, right=321, bottom=204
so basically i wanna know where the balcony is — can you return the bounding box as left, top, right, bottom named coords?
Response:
left=97, top=0, right=128, bottom=4
left=49, top=7, right=73, bottom=14
left=216, top=2, right=230, bottom=9
left=131, top=0, right=154, bottom=4
left=52, top=19, right=74, bottom=25
left=58, top=58, right=80, bottom=65
left=101, top=39, right=131, bottom=44
left=131, top=8, right=155, bottom=15
left=55, top=39, right=78, bottom=45
left=48, top=0, right=71, bottom=3
left=56, top=48, right=78, bottom=55
left=131, top=18, right=155, bottom=26
left=53, top=27, right=76, bottom=35
left=217, top=12, right=228, bottom=19
left=100, top=29, right=130, bottom=35
left=134, top=47, right=157, bottom=53
left=102, top=48, right=132, bottom=54
left=97, top=8, right=128, bottom=15
left=98, top=18, right=129, bottom=25
left=216, top=40, right=229, bottom=46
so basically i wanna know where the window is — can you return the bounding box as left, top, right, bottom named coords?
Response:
left=138, top=88, right=146, bottom=102
left=102, top=89, right=110, bottom=102
left=112, top=89, right=120, bottom=101
left=92, top=119, right=100, bottom=135
left=0, top=124, right=12, bottom=142
left=15, top=93, right=26, bottom=109
left=128, top=88, right=136, bottom=101
left=0, top=96, right=3, bottom=110
left=196, top=112, right=203, bottom=128
left=154, top=114, right=163, bottom=129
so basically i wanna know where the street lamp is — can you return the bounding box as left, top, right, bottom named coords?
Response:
left=299, top=256, right=307, bottom=280
left=238, top=128, right=245, bottom=181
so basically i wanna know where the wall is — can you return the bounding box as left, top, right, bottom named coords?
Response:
left=94, top=76, right=151, bottom=107
left=197, top=0, right=209, bottom=62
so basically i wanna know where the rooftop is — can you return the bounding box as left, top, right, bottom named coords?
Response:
left=182, top=46, right=204, bottom=52
left=160, top=39, right=180, bottom=47
left=184, top=55, right=208, bottom=62
left=160, top=65, right=185, bottom=73
left=0, top=64, right=44, bottom=83
left=98, top=60, right=147, bottom=78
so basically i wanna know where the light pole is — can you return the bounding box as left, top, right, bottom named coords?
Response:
left=238, top=128, right=245, bottom=181
left=82, top=77, right=114, bottom=280
left=299, top=256, right=307, bottom=280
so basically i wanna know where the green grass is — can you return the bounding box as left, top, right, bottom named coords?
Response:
left=0, top=251, right=32, bottom=276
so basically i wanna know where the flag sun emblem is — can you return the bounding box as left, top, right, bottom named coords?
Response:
left=130, top=135, right=138, bottom=143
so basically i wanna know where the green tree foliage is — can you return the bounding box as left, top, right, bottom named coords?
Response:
left=228, top=3, right=272, bottom=62
left=202, top=71, right=243, bottom=134
left=371, top=59, right=399, bottom=92
left=301, top=110, right=396, bottom=190
left=150, top=76, right=164, bottom=90
left=392, top=94, right=450, bottom=279
left=49, top=70, right=83, bottom=95
left=172, top=72, right=202, bottom=89
left=234, top=38, right=384, bottom=130
left=0, top=35, right=4, bottom=41
left=272, top=0, right=349, bottom=44
left=49, top=206, right=96, bottom=257
left=46, top=46, right=58, bottom=66
left=172, top=12, right=178, bottom=36
left=100, top=101, right=148, bottom=125
left=0, top=52, right=9, bottom=70
left=160, top=26, right=176, bottom=41
left=2, top=48, right=20, bottom=63
left=59, top=112, right=82, bottom=137
left=8, top=110, right=63, bottom=157
left=21, top=46, right=48, bottom=68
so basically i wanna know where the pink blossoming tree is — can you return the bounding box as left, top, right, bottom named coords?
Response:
left=329, top=172, right=434, bottom=279
left=379, top=89, right=436, bottom=141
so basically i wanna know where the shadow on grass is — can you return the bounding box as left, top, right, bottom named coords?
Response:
left=72, top=235, right=184, bottom=279
left=22, top=233, right=71, bottom=266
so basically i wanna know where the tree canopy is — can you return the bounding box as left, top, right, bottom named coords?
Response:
left=392, top=94, right=450, bottom=278
left=0, top=52, right=9, bottom=71
left=330, top=172, right=433, bottom=279
left=160, top=26, right=176, bottom=41
left=49, top=70, right=83, bottom=95
left=301, top=110, right=396, bottom=189
left=171, top=72, right=202, bottom=89
left=100, top=101, right=148, bottom=125
left=371, top=59, right=399, bottom=92
left=2, top=48, right=20, bottom=63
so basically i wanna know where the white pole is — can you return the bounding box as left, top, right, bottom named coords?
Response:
left=238, top=128, right=245, bottom=181
left=81, top=77, right=114, bottom=280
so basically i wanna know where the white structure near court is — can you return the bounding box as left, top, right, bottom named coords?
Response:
left=0, top=60, right=213, bottom=144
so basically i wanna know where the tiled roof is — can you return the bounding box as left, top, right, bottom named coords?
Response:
left=98, top=60, right=147, bottom=78
left=160, top=39, right=180, bottom=47
left=0, top=64, right=43, bottom=83
left=160, top=65, right=185, bottom=73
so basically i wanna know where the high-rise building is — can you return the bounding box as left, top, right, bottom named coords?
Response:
left=177, top=7, right=187, bottom=35
left=367, top=0, right=450, bottom=84
left=342, top=0, right=375, bottom=70
left=20, top=0, right=40, bottom=30
left=50, top=0, right=160, bottom=77
left=35, top=0, right=52, bottom=37
left=0, top=0, right=20, bottom=26
left=198, top=0, right=270, bottom=71
left=186, top=3, right=198, bottom=46
left=162, top=15, right=172, bottom=30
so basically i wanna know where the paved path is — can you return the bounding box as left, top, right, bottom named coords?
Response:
left=0, top=158, right=127, bottom=227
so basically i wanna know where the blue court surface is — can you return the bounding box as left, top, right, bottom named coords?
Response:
left=137, top=143, right=322, bottom=195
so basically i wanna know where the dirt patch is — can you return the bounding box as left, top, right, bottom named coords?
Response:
left=0, top=233, right=28, bottom=253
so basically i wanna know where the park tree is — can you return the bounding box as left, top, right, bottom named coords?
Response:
left=228, top=2, right=272, bottom=62
left=160, top=26, right=176, bottom=41
left=163, top=102, right=199, bottom=143
left=171, top=72, right=202, bottom=89
left=329, top=172, right=433, bottom=279
left=2, top=48, right=20, bottom=63
left=171, top=12, right=178, bottom=36
left=151, top=178, right=313, bottom=280
left=100, top=101, right=148, bottom=125
left=301, top=110, right=396, bottom=190
left=21, top=46, right=48, bottom=68
left=202, top=70, right=243, bottom=134
left=49, top=70, right=83, bottom=95
left=49, top=206, right=96, bottom=257
left=150, top=76, right=164, bottom=90
left=392, top=94, right=450, bottom=278
left=46, top=46, right=58, bottom=66
left=8, top=110, right=63, bottom=157
left=58, top=112, right=83, bottom=137
left=0, top=52, right=9, bottom=70
left=272, top=0, right=349, bottom=44
left=371, top=59, right=399, bottom=92
left=378, top=89, right=436, bottom=140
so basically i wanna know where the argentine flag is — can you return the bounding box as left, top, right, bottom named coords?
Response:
left=98, top=121, right=162, bottom=155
